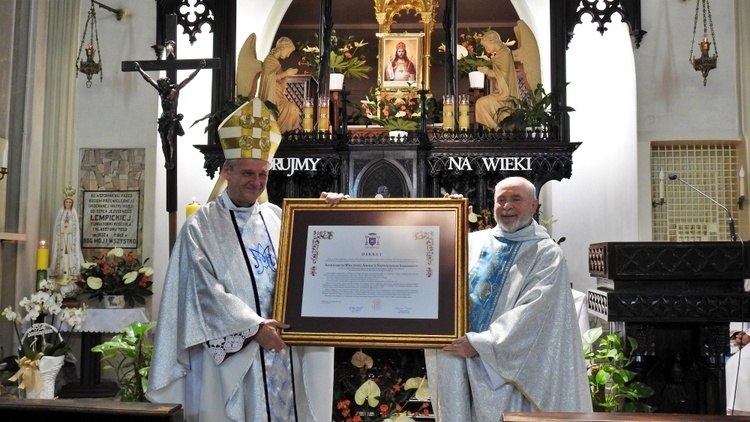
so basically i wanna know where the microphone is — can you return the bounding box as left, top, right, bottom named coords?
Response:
left=668, top=173, right=737, bottom=241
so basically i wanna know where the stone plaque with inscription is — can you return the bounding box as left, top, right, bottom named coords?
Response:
left=81, top=190, right=140, bottom=249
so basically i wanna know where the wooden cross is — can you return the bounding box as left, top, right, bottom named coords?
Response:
left=121, top=14, right=221, bottom=251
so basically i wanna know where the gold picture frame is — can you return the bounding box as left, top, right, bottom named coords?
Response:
left=378, top=33, right=424, bottom=90
left=273, top=198, right=468, bottom=348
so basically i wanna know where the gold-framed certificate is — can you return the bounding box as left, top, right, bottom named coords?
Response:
left=273, top=198, right=468, bottom=348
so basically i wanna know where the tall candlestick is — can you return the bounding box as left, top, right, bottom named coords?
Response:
left=186, top=197, right=201, bottom=218
left=740, top=166, right=746, bottom=197
left=658, top=169, right=665, bottom=200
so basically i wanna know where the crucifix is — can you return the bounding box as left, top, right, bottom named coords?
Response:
left=121, top=14, right=221, bottom=251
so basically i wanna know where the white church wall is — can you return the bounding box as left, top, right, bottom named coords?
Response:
left=75, top=1, right=158, bottom=313
left=637, top=0, right=740, bottom=142
left=544, top=14, right=639, bottom=294
left=636, top=1, right=741, bottom=240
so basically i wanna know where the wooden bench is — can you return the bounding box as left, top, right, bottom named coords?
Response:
left=502, top=412, right=750, bottom=421
left=0, top=398, right=183, bottom=422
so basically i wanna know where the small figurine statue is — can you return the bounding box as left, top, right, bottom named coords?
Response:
left=259, top=37, right=300, bottom=133
left=135, top=59, right=206, bottom=170
left=49, top=183, right=84, bottom=297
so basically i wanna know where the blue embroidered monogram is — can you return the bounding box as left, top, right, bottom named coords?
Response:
left=248, top=242, right=276, bottom=275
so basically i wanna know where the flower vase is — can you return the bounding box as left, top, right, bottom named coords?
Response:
left=389, top=130, right=408, bottom=142
left=23, top=355, right=65, bottom=399
left=469, top=70, right=485, bottom=89
left=102, top=294, right=126, bottom=309
left=329, top=73, right=345, bottom=91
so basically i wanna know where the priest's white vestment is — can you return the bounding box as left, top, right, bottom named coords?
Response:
left=147, top=192, right=332, bottom=422
left=425, top=222, right=592, bottom=421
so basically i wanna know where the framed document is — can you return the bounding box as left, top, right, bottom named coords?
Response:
left=273, top=198, right=467, bottom=348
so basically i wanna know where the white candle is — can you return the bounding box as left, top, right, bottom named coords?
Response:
left=740, top=166, right=746, bottom=197
left=1, top=142, right=7, bottom=168
left=658, top=169, right=665, bottom=200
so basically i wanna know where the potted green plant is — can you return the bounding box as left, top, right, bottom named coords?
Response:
left=582, top=326, right=654, bottom=412
left=92, top=321, right=156, bottom=402
left=297, top=31, right=372, bottom=82
left=438, top=28, right=500, bottom=87
left=496, top=83, right=575, bottom=134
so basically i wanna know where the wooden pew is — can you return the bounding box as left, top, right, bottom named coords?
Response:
left=502, top=412, right=750, bottom=421
left=0, top=398, right=183, bottom=422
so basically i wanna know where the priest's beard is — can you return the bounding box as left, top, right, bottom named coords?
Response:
left=495, top=212, right=533, bottom=233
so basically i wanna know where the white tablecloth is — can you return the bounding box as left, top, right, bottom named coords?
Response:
left=59, top=308, right=150, bottom=333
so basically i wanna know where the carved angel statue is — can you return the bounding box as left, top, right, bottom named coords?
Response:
left=474, top=30, right=521, bottom=129
left=474, top=20, right=542, bottom=130
left=237, top=33, right=263, bottom=98
left=258, top=37, right=301, bottom=133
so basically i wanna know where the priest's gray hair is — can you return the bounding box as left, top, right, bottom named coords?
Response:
left=495, top=177, right=537, bottom=199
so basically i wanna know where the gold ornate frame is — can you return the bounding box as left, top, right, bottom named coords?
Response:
left=273, top=198, right=468, bottom=348
left=379, top=33, right=424, bottom=90
left=374, top=0, right=437, bottom=91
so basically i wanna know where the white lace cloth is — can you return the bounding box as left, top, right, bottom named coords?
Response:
left=206, top=329, right=254, bottom=364
left=57, top=308, right=150, bottom=333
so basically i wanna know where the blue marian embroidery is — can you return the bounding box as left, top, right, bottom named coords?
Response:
left=248, top=243, right=276, bottom=275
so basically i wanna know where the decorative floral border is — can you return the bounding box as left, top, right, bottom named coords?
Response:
left=309, top=230, right=334, bottom=276
left=412, top=231, right=434, bottom=277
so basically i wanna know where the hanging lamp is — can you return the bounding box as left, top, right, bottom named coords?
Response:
left=689, top=0, right=717, bottom=86
left=76, top=0, right=103, bottom=88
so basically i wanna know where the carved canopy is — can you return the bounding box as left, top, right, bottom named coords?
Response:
left=374, top=0, right=437, bottom=90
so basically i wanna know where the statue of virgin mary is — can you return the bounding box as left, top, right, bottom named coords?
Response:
left=49, top=184, right=85, bottom=296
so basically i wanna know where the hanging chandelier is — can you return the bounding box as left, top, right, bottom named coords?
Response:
left=689, top=0, right=717, bottom=86
left=76, top=1, right=103, bottom=88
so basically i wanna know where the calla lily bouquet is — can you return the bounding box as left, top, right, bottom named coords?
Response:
left=75, top=248, right=154, bottom=307
left=334, top=350, right=431, bottom=422
left=297, top=31, right=372, bottom=80
left=2, top=279, right=88, bottom=360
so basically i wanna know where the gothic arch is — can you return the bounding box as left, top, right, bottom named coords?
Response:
left=354, top=159, right=412, bottom=198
